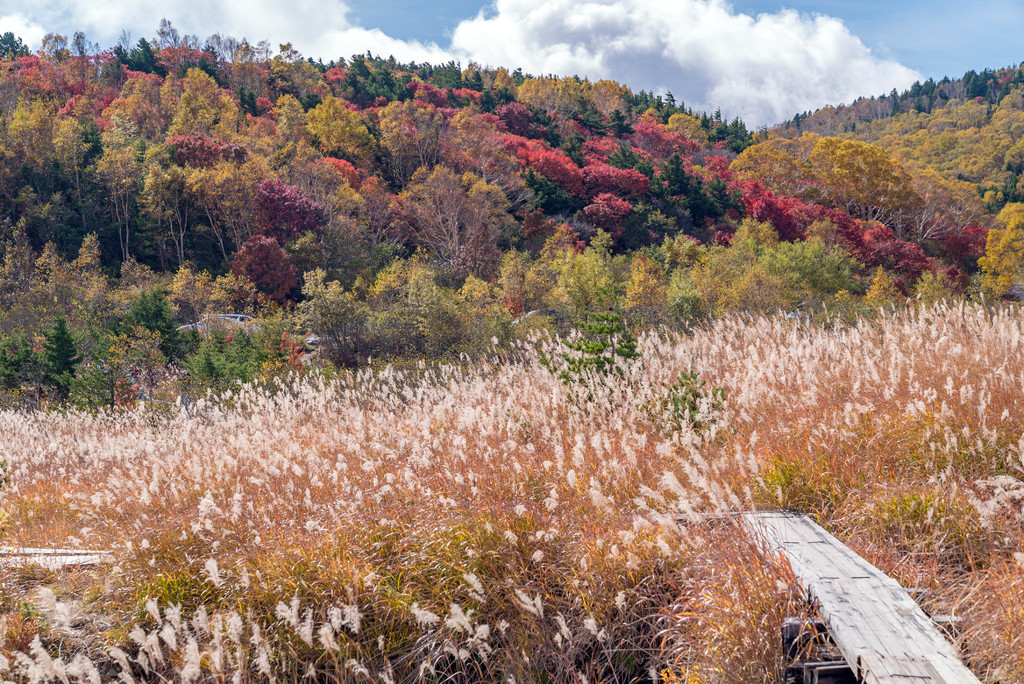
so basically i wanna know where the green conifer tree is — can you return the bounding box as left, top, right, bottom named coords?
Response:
left=124, top=290, right=183, bottom=359
left=42, top=317, right=81, bottom=402
left=543, top=284, right=638, bottom=389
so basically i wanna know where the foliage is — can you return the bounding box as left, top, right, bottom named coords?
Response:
left=0, top=32, right=30, bottom=58
left=123, top=289, right=185, bottom=359
left=41, top=316, right=80, bottom=402
left=913, top=269, right=958, bottom=306
left=653, top=369, right=725, bottom=435
left=298, top=269, right=371, bottom=366
left=229, top=235, right=298, bottom=303
left=666, top=270, right=706, bottom=326
left=780, top=70, right=1024, bottom=200
left=255, top=179, right=328, bottom=241
left=979, top=202, right=1024, bottom=298
left=688, top=221, right=858, bottom=316
left=864, top=268, right=903, bottom=308
left=542, top=284, right=638, bottom=388
left=624, top=254, right=669, bottom=327
left=399, top=165, right=510, bottom=277
left=184, top=330, right=265, bottom=388
left=0, top=334, right=35, bottom=391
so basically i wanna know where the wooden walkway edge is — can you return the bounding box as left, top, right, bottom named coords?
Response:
left=0, top=546, right=113, bottom=570
left=739, top=511, right=979, bottom=684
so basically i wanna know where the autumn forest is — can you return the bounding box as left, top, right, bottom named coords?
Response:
left=1, top=19, right=1024, bottom=683
left=1, top=22, right=1023, bottom=406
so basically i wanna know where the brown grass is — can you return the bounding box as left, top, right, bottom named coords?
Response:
left=0, top=302, right=1021, bottom=681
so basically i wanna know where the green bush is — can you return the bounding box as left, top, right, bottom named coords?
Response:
left=184, top=330, right=267, bottom=390
left=123, top=289, right=186, bottom=360
left=655, top=369, right=725, bottom=435
left=542, top=289, right=638, bottom=388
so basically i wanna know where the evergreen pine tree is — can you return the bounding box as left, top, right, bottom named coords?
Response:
left=542, top=284, right=638, bottom=391
left=42, top=317, right=80, bottom=402
left=124, top=290, right=183, bottom=359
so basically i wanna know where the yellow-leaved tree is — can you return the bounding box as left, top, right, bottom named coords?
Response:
left=864, top=267, right=902, bottom=308
left=306, top=96, right=375, bottom=167
left=666, top=112, right=708, bottom=146
left=979, top=203, right=1024, bottom=298
left=169, top=263, right=214, bottom=323
left=167, top=68, right=240, bottom=139
left=625, top=254, right=669, bottom=327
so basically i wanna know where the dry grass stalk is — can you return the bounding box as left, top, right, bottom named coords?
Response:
left=0, top=302, right=1020, bottom=681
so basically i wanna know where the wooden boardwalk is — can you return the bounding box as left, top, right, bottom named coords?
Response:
left=0, top=546, right=112, bottom=571
left=740, top=511, right=979, bottom=684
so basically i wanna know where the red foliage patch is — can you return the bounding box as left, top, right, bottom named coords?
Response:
left=230, top=235, right=298, bottom=303
left=583, top=193, right=633, bottom=240
left=627, top=119, right=702, bottom=161
left=862, top=224, right=931, bottom=281
left=735, top=181, right=806, bottom=241
left=318, top=157, right=363, bottom=188
left=582, top=162, right=649, bottom=199
left=941, top=224, right=988, bottom=264
left=511, top=139, right=584, bottom=195
left=324, top=67, right=347, bottom=95
left=410, top=82, right=450, bottom=108
left=495, top=102, right=544, bottom=138
left=256, top=179, right=328, bottom=240
left=451, top=88, right=482, bottom=105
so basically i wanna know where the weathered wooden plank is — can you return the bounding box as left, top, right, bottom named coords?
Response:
left=740, top=511, right=979, bottom=684
left=0, top=546, right=112, bottom=570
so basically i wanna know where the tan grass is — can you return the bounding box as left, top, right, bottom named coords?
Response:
left=0, top=302, right=1021, bottom=681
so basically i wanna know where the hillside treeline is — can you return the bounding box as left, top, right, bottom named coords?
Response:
left=0, top=24, right=1019, bottom=408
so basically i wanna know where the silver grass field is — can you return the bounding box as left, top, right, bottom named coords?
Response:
left=0, top=302, right=1022, bottom=682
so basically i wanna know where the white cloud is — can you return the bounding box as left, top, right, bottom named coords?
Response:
left=450, top=0, right=921, bottom=125
left=3, top=0, right=920, bottom=125
left=4, top=0, right=452, bottom=65
left=0, top=13, right=48, bottom=48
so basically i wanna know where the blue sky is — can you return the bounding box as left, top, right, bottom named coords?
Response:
left=2, top=0, right=1022, bottom=125
left=730, top=0, right=1024, bottom=80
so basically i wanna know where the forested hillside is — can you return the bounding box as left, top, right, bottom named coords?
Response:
left=0, top=24, right=1016, bottom=406
left=777, top=65, right=1024, bottom=203
left=0, top=26, right=752, bottom=271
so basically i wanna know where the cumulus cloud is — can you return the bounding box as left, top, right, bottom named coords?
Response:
left=4, top=0, right=920, bottom=125
left=450, top=0, right=921, bottom=125
left=0, top=13, right=48, bottom=48
left=3, top=0, right=451, bottom=65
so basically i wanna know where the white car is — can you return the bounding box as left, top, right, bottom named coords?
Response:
left=178, top=314, right=259, bottom=334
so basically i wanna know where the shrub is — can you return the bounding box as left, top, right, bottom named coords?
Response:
left=230, top=235, right=298, bottom=304
left=653, top=369, right=725, bottom=436
left=542, top=286, right=638, bottom=390
left=123, top=290, right=185, bottom=359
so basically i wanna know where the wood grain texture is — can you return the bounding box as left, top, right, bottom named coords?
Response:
left=740, top=511, right=979, bottom=684
left=0, top=546, right=112, bottom=570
